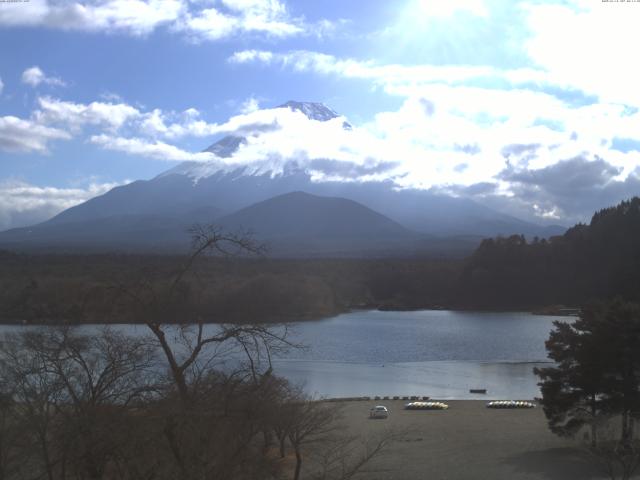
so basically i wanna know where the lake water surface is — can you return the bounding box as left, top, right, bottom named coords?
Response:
left=272, top=310, right=564, bottom=399
left=1, top=310, right=565, bottom=400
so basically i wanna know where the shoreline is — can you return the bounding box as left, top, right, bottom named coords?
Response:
left=0, top=306, right=574, bottom=326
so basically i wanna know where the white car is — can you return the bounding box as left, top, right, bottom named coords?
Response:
left=369, top=405, right=389, bottom=419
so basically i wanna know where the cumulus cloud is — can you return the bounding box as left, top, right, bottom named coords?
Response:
left=240, top=96, right=260, bottom=114
left=0, top=0, right=184, bottom=35
left=21, top=66, right=66, bottom=87
left=307, top=158, right=399, bottom=179
left=176, top=0, right=304, bottom=41
left=4, top=66, right=640, bottom=226
left=89, top=134, right=216, bottom=161
left=0, top=93, right=285, bottom=156
left=0, top=96, right=147, bottom=154
left=227, top=49, right=561, bottom=95
left=34, top=96, right=141, bottom=131
left=0, top=116, right=71, bottom=153
left=500, top=156, right=622, bottom=193
left=413, top=0, right=488, bottom=18
left=0, top=179, right=126, bottom=230
left=525, top=1, right=640, bottom=107
left=226, top=42, right=640, bottom=220
left=4, top=84, right=639, bottom=227
left=68, top=92, right=640, bottom=217
left=489, top=157, right=640, bottom=223
left=0, top=0, right=330, bottom=40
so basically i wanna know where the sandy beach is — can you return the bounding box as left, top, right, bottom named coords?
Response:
left=329, top=400, right=612, bottom=480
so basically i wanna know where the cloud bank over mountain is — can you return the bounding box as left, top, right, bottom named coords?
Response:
left=1, top=0, right=639, bottom=229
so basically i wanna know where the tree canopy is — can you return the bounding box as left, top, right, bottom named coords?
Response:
left=535, top=299, right=640, bottom=449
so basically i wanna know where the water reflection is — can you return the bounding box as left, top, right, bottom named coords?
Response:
left=273, top=360, right=550, bottom=400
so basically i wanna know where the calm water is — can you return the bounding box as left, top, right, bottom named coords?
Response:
left=0, top=310, right=565, bottom=399
left=273, top=310, right=564, bottom=399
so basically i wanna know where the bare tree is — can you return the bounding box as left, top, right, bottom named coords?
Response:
left=0, top=330, right=65, bottom=480
left=284, top=397, right=343, bottom=480
left=0, top=225, right=333, bottom=480
left=113, top=224, right=296, bottom=405
left=0, top=390, right=25, bottom=480
left=108, top=225, right=302, bottom=480
left=0, top=327, right=158, bottom=480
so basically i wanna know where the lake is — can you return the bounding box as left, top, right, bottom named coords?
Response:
left=272, top=310, right=564, bottom=399
left=0, top=310, right=566, bottom=400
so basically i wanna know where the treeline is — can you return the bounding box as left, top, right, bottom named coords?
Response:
left=459, top=197, right=640, bottom=309
left=0, top=253, right=461, bottom=325
left=2, top=197, right=640, bottom=323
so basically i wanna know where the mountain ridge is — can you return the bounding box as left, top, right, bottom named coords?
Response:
left=0, top=101, right=566, bottom=255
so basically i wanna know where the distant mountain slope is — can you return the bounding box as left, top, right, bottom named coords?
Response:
left=0, top=205, right=223, bottom=252
left=215, top=191, right=427, bottom=256
left=0, top=101, right=566, bottom=255
left=0, top=192, right=434, bottom=257
left=45, top=175, right=206, bottom=225
left=43, top=164, right=563, bottom=236
left=219, top=191, right=411, bottom=239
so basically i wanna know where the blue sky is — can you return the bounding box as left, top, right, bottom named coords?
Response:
left=1, top=0, right=640, bottom=229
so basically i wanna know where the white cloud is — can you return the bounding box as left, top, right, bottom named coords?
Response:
left=0, top=179, right=126, bottom=230
left=525, top=1, right=640, bottom=107
left=176, top=0, right=304, bottom=41
left=0, top=96, right=146, bottom=154
left=137, top=108, right=224, bottom=139
left=0, top=93, right=275, bottom=156
left=227, top=49, right=556, bottom=93
left=34, top=96, right=141, bottom=131
left=229, top=49, right=274, bottom=64
left=60, top=89, right=638, bottom=203
left=0, top=0, right=326, bottom=40
left=414, top=0, right=488, bottom=18
left=0, top=77, right=4, bottom=95
left=0, top=0, right=184, bottom=35
left=240, top=96, right=260, bottom=114
left=21, top=66, right=66, bottom=87
left=89, top=134, right=216, bottom=161
left=226, top=47, right=640, bottom=186
left=0, top=116, right=71, bottom=153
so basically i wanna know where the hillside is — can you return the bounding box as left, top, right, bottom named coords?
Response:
left=458, top=197, right=640, bottom=308
left=216, top=191, right=426, bottom=256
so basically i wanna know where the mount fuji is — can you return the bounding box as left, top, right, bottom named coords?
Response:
left=0, top=101, right=565, bottom=256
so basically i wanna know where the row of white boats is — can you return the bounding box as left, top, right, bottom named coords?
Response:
left=370, top=400, right=537, bottom=418
left=402, top=400, right=537, bottom=410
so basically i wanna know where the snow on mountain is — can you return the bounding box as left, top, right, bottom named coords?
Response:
left=159, top=100, right=352, bottom=182
left=0, top=101, right=567, bottom=253
left=205, top=135, right=246, bottom=158
left=278, top=101, right=341, bottom=122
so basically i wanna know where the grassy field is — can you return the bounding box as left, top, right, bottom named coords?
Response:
left=330, top=400, right=608, bottom=480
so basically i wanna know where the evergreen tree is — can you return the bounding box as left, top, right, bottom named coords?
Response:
left=535, top=299, right=640, bottom=447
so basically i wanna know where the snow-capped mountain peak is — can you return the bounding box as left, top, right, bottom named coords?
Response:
left=277, top=101, right=339, bottom=121
left=159, top=101, right=351, bottom=182
left=205, top=135, right=246, bottom=158
left=277, top=100, right=352, bottom=129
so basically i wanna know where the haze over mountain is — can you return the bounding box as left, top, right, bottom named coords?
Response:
left=216, top=191, right=430, bottom=256
left=0, top=101, right=565, bottom=256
